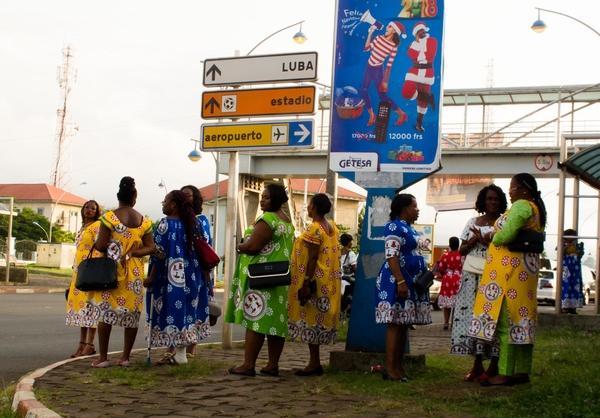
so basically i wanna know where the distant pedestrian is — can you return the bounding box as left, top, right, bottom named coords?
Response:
left=435, top=236, right=462, bottom=330
left=340, top=233, right=358, bottom=317
left=450, top=184, right=506, bottom=382
left=87, top=177, right=155, bottom=368
left=66, top=200, right=101, bottom=358
left=144, top=190, right=210, bottom=365
left=374, top=193, right=431, bottom=381
left=561, top=229, right=584, bottom=314
left=225, top=184, right=294, bottom=377
left=288, top=193, right=341, bottom=376
left=470, top=173, right=547, bottom=386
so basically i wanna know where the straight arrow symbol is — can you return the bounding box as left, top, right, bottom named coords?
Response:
left=205, top=64, right=221, bottom=81
left=204, top=97, right=220, bottom=114
left=293, top=124, right=310, bottom=143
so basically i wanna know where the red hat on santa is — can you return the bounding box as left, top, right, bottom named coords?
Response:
left=412, top=21, right=430, bottom=36
left=387, top=21, right=407, bottom=39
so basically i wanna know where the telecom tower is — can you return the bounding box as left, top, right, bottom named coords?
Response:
left=51, top=45, right=78, bottom=188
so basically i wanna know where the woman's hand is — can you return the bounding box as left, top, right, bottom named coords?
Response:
left=298, top=280, right=315, bottom=306
left=396, top=280, right=409, bottom=298
left=143, top=277, right=153, bottom=288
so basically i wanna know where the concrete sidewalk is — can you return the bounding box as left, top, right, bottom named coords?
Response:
left=14, top=325, right=451, bottom=417
left=0, top=274, right=70, bottom=294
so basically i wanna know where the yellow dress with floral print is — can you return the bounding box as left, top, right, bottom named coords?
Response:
left=470, top=200, right=543, bottom=345
left=85, top=211, right=153, bottom=328
left=288, top=221, right=342, bottom=345
left=66, top=220, right=102, bottom=328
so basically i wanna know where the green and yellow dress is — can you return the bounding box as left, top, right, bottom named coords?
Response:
left=225, top=212, right=294, bottom=337
left=469, top=199, right=544, bottom=376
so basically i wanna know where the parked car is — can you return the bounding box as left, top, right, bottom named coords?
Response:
left=537, top=266, right=596, bottom=306
left=0, top=252, right=27, bottom=267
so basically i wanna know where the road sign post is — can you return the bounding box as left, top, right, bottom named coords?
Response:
left=201, top=119, right=314, bottom=152
left=201, top=86, right=315, bottom=119
left=203, top=52, right=318, bottom=86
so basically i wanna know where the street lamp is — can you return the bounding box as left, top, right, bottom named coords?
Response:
left=32, top=221, right=50, bottom=242
left=49, top=181, right=87, bottom=243
left=246, top=20, right=306, bottom=55
left=158, top=179, right=168, bottom=193
left=531, top=7, right=600, bottom=37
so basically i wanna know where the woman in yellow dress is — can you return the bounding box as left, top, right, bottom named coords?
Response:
left=469, top=173, right=547, bottom=386
left=66, top=200, right=101, bottom=357
left=288, top=193, right=341, bottom=376
left=86, top=177, right=156, bottom=368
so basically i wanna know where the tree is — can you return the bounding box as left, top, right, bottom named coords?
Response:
left=0, top=208, right=75, bottom=243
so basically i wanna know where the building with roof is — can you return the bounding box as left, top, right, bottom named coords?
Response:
left=0, top=183, right=87, bottom=235
left=198, top=178, right=366, bottom=258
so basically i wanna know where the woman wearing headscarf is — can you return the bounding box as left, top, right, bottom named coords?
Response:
left=66, top=200, right=101, bottom=357
left=144, top=190, right=210, bottom=365
left=450, top=184, right=507, bottom=382
left=469, top=173, right=547, bottom=386
left=560, top=229, right=585, bottom=314
left=225, top=184, right=294, bottom=377
left=288, top=193, right=341, bottom=376
left=374, top=193, right=431, bottom=381
left=87, top=177, right=155, bottom=368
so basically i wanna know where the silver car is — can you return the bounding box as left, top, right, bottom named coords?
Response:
left=537, top=266, right=596, bottom=306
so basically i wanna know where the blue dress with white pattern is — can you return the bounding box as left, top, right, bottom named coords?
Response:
left=374, top=219, right=432, bottom=325
left=146, top=217, right=210, bottom=348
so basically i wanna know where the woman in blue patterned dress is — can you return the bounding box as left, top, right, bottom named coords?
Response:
left=375, top=193, right=431, bottom=381
left=561, top=229, right=584, bottom=314
left=144, top=190, right=210, bottom=365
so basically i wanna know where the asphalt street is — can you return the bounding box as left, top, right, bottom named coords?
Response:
left=0, top=292, right=244, bottom=385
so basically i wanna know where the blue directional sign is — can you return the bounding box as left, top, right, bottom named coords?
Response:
left=329, top=0, right=445, bottom=173
left=201, top=119, right=314, bottom=152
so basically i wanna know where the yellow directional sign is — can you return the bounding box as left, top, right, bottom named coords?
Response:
left=201, top=120, right=314, bottom=151
left=201, top=86, right=315, bottom=119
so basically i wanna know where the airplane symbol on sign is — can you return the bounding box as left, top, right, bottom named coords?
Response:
left=274, top=128, right=285, bottom=142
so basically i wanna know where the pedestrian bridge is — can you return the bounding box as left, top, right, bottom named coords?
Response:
left=218, top=83, right=600, bottom=179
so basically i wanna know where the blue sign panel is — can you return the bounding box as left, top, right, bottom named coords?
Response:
left=329, top=0, right=444, bottom=173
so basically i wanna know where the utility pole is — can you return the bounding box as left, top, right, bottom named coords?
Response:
left=51, top=45, right=78, bottom=189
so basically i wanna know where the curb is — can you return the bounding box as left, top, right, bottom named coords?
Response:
left=0, top=287, right=65, bottom=295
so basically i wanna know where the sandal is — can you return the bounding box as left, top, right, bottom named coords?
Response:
left=117, top=359, right=130, bottom=367
left=81, top=343, right=96, bottom=356
left=156, top=352, right=177, bottom=366
left=259, top=367, right=279, bottom=377
left=91, top=360, right=111, bottom=368
left=228, top=366, right=256, bottom=377
left=70, top=341, right=85, bottom=358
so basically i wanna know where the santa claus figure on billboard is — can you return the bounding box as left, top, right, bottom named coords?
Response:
left=402, top=22, right=438, bottom=132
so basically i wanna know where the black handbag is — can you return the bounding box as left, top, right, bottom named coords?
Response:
left=75, top=246, right=118, bottom=291
left=248, top=261, right=291, bottom=289
left=413, top=269, right=434, bottom=296
left=507, top=229, right=545, bottom=254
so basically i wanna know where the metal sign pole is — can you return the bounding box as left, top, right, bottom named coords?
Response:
left=5, top=197, right=14, bottom=283
left=221, top=151, right=239, bottom=349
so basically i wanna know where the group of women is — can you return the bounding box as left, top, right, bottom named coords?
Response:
left=225, top=185, right=342, bottom=376
left=375, top=173, right=547, bottom=385
left=66, top=177, right=214, bottom=367
left=66, top=172, right=548, bottom=386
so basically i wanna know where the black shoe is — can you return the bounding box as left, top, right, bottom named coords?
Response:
left=295, top=365, right=323, bottom=376
left=228, top=366, right=256, bottom=377
left=259, top=367, right=279, bottom=377
left=382, top=370, right=408, bottom=382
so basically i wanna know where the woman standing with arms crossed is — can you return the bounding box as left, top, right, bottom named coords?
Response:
left=374, top=193, right=431, bottom=381
left=469, top=173, right=546, bottom=386
left=288, top=193, right=341, bottom=376
left=66, top=200, right=101, bottom=357
left=87, top=177, right=155, bottom=368
left=226, top=184, right=294, bottom=376
left=450, top=185, right=507, bottom=381
left=144, top=190, right=210, bottom=365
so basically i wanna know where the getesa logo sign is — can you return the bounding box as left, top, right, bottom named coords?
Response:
left=330, top=153, right=378, bottom=172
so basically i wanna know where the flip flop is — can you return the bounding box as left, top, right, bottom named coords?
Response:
left=228, top=366, right=256, bottom=377
left=117, top=359, right=130, bottom=367
left=156, top=352, right=177, bottom=366
left=91, top=360, right=111, bottom=368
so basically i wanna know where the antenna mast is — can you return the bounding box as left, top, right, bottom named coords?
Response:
left=51, top=46, right=78, bottom=188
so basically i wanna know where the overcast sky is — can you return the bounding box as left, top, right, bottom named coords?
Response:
left=1, top=0, right=599, bottom=253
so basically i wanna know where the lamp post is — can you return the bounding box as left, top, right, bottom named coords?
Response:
left=531, top=7, right=600, bottom=37
left=32, top=221, right=50, bottom=242
left=49, top=181, right=86, bottom=243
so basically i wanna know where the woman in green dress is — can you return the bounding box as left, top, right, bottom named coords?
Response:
left=225, top=184, right=294, bottom=377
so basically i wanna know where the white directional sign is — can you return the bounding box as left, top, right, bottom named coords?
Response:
left=203, top=52, right=318, bottom=86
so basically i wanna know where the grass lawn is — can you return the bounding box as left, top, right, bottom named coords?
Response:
left=323, top=327, right=600, bottom=418
left=0, top=385, right=17, bottom=418
left=26, top=265, right=72, bottom=277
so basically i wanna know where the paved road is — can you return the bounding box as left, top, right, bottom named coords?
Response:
left=0, top=292, right=245, bottom=385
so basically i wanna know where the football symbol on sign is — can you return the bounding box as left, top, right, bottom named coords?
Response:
left=221, top=95, right=237, bottom=112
